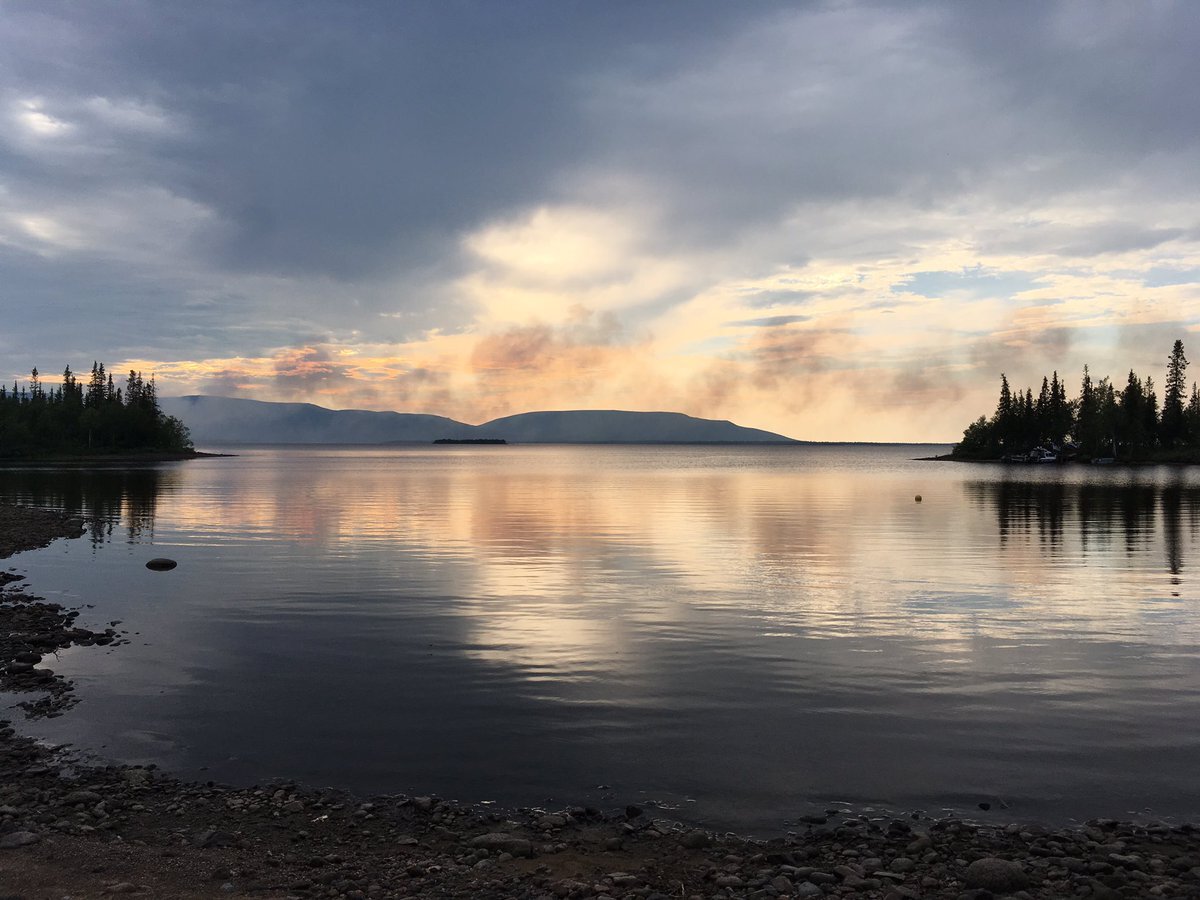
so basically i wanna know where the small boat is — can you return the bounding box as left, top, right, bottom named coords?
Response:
left=1036, top=452, right=1058, bottom=463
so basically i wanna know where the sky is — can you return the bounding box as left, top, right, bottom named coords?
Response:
left=1, top=0, right=1198, bottom=441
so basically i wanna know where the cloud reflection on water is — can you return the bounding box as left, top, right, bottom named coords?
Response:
left=3, top=448, right=1200, bottom=828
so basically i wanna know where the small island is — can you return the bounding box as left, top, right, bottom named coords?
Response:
left=0, top=362, right=196, bottom=461
left=948, top=339, right=1200, bottom=464
left=432, top=438, right=507, bottom=444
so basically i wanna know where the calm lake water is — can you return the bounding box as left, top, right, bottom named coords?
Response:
left=3, top=444, right=1200, bottom=831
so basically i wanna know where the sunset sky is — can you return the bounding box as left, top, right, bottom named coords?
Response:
left=2, top=1, right=1198, bottom=441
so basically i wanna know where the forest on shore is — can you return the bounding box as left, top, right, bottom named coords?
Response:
left=952, top=339, right=1200, bottom=463
left=0, top=363, right=193, bottom=458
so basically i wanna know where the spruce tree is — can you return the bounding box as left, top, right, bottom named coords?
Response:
left=1162, top=340, right=1189, bottom=447
left=995, top=374, right=1014, bottom=449
left=1186, top=383, right=1200, bottom=445
left=1144, top=376, right=1159, bottom=449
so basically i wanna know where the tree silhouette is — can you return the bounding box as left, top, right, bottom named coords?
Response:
left=1162, top=339, right=1189, bottom=447
left=952, top=340, right=1199, bottom=462
left=0, top=362, right=192, bottom=458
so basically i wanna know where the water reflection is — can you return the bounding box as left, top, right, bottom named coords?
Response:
left=6, top=448, right=1200, bottom=829
left=0, top=466, right=174, bottom=546
left=966, top=476, right=1200, bottom=577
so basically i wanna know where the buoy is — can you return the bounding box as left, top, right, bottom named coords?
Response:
left=914, top=495, right=923, bottom=502
left=146, top=558, right=177, bottom=571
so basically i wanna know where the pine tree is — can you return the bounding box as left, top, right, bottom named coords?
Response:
left=1185, top=383, right=1200, bottom=445
left=1035, top=377, right=1052, bottom=445
left=86, top=362, right=105, bottom=408
left=0, top=360, right=192, bottom=457
left=1144, top=376, right=1159, bottom=449
left=994, top=374, right=1015, bottom=450
left=1077, top=366, right=1098, bottom=454
left=1162, top=339, right=1189, bottom=447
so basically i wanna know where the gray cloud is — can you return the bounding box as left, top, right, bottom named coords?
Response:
left=1, top=0, right=1198, bottom=376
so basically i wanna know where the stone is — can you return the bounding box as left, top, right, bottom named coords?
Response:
left=0, top=831, right=39, bottom=849
left=468, top=833, right=533, bottom=857
left=1086, top=880, right=1123, bottom=900
left=195, top=829, right=238, bottom=848
left=63, top=790, right=102, bottom=805
left=889, top=857, right=916, bottom=873
left=796, top=882, right=824, bottom=898
left=282, top=799, right=304, bottom=813
left=770, top=874, right=794, bottom=892
left=145, top=558, right=178, bottom=571
left=906, top=835, right=932, bottom=853
left=678, top=829, right=711, bottom=849
left=964, top=857, right=1029, bottom=892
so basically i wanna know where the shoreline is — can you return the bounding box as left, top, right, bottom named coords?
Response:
left=0, top=450, right=231, bottom=468
left=918, top=454, right=1200, bottom=466
left=2, top=507, right=1199, bottom=897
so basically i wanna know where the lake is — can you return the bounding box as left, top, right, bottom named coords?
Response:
left=3, top=444, right=1199, bottom=832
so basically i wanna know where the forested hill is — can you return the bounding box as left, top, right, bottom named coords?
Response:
left=952, top=339, right=1200, bottom=462
left=159, top=396, right=798, bottom=444
left=0, top=363, right=193, bottom=458
left=473, top=410, right=795, bottom=443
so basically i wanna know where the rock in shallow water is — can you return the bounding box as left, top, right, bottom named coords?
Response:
left=146, top=558, right=178, bottom=571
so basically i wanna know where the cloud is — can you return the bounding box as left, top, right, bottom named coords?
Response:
left=272, top=346, right=350, bottom=397
left=1, top=1, right=1199, bottom=439
left=728, top=315, right=810, bottom=328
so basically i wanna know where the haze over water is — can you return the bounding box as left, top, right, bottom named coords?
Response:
left=3, top=445, right=1200, bottom=832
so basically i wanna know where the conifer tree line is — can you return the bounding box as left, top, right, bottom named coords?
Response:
left=0, top=362, right=192, bottom=456
left=954, top=339, right=1200, bottom=461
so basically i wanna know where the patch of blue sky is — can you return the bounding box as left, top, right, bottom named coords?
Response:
left=891, top=266, right=1042, bottom=300
left=1139, top=266, right=1200, bottom=288
left=682, top=335, right=738, bottom=355
left=728, top=314, right=810, bottom=328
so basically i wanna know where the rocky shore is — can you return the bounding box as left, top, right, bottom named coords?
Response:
left=3, top=504, right=1200, bottom=898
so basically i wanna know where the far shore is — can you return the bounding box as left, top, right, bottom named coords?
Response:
left=919, top=453, right=1200, bottom=466
left=0, top=449, right=232, bottom=467
left=1, top=504, right=1199, bottom=898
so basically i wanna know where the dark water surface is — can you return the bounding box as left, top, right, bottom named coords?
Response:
left=3, top=444, right=1200, bottom=831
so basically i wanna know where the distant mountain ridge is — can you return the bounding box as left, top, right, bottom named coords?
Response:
left=473, top=409, right=793, bottom=443
left=160, top=396, right=797, bottom=445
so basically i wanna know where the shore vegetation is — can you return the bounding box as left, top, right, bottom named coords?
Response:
left=0, top=362, right=193, bottom=458
left=952, top=339, right=1200, bottom=463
